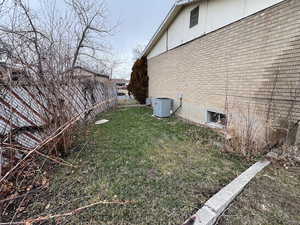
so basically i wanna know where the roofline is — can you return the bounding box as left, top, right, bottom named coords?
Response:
left=111, top=79, right=129, bottom=82
left=142, top=0, right=201, bottom=57
left=73, top=66, right=110, bottom=79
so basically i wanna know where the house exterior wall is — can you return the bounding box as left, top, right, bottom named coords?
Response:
left=73, top=68, right=109, bottom=83
left=95, top=76, right=110, bottom=83
left=147, top=0, right=285, bottom=59
left=168, top=1, right=207, bottom=50
left=0, top=67, right=10, bottom=82
left=148, top=33, right=168, bottom=59
left=148, top=0, right=300, bottom=128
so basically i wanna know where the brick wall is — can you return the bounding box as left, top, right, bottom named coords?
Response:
left=148, top=0, right=300, bottom=135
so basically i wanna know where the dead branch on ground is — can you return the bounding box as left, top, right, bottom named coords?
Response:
left=0, top=200, right=134, bottom=225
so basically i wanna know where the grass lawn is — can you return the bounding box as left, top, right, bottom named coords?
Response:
left=218, top=166, right=300, bottom=225
left=25, top=107, right=250, bottom=225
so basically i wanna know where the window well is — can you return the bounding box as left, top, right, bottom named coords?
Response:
left=207, top=110, right=227, bottom=128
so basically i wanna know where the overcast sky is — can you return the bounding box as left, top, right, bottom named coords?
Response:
left=29, top=0, right=175, bottom=79
left=106, top=0, right=175, bottom=79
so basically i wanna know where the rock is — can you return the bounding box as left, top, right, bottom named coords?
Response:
left=95, top=119, right=109, bottom=125
left=266, top=152, right=279, bottom=160
left=295, top=157, right=300, bottom=163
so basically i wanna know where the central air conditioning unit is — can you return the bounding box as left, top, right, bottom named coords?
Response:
left=153, top=98, right=173, bottom=118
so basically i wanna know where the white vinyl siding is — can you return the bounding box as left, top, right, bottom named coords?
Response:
left=148, top=32, right=168, bottom=58
left=147, top=0, right=285, bottom=59
left=190, top=6, right=199, bottom=28
left=206, top=0, right=244, bottom=33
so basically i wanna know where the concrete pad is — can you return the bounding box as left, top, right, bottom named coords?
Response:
left=95, top=119, right=109, bottom=125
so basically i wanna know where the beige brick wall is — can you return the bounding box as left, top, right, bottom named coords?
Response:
left=148, top=0, right=300, bottom=130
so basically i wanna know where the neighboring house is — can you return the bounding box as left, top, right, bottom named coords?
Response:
left=112, top=79, right=129, bottom=89
left=143, top=0, right=300, bottom=136
left=0, top=63, right=26, bottom=83
left=72, top=66, right=110, bottom=83
left=111, top=79, right=129, bottom=96
left=0, top=65, right=111, bottom=84
left=0, top=43, right=29, bottom=83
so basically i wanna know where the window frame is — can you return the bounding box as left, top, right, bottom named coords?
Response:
left=206, top=110, right=227, bottom=129
left=189, top=6, right=199, bottom=28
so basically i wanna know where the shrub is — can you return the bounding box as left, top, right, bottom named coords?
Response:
left=127, top=57, right=148, bottom=104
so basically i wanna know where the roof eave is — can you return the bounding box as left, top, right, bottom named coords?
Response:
left=142, top=0, right=201, bottom=57
left=142, top=4, right=182, bottom=57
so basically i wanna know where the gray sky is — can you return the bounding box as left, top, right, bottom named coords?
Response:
left=106, top=0, right=175, bottom=79
left=30, top=0, right=175, bottom=79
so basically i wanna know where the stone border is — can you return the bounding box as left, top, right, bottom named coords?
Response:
left=183, top=160, right=271, bottom=225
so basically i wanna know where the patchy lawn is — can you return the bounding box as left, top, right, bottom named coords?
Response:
left=23, top=107, right=250, bottom=225
left=218, top=166, right=300, bottom=225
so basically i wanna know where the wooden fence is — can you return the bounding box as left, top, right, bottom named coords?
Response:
left=0, top=79, right=117, bottom=172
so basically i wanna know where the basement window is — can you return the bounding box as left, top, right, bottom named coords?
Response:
left=207, top=110, right=227, bottom=128
left=190, top=6, right=199, bottom=28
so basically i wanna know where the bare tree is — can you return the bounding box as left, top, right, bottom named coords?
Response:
left=132, top=44, right=145, bottom=60
left=0, top=0, right=117, bottom=222
left=0, top=0, right=113, bottom=78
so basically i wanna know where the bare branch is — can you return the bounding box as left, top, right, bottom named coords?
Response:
left=0, top=200, right=134, bottom=225
left=17, top=1, right=46, bottom=76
